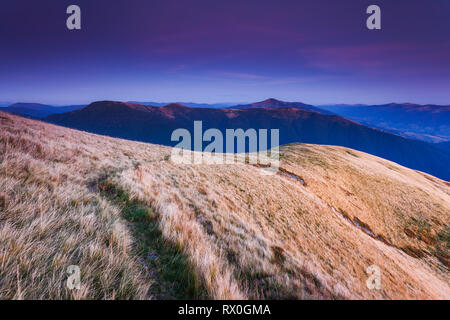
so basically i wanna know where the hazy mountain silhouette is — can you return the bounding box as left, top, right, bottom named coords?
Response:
left=319, top=103, right=450, bottom=143
left=46, top=100, right=450, bottom=181
left=0, top=103, right=85, bottom=118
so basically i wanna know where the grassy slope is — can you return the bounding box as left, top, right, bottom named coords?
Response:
left=0, top=111, right=448, bottom=299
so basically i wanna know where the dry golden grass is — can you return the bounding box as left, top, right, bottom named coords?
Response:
left=0, top=113, right=153, bottom=299
left=0, top=111, right=448, bottom=299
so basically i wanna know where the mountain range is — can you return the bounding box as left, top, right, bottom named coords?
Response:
left=319, top=103, right=450, bottom=143
left=4, top=99, right=449, bottom=144
left=0, top=103, right=86, bottom=118
left=45, top=99, right=450, bottom=181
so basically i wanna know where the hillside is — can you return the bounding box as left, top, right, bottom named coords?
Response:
left=46, top=101, right=450, bottom=181
left=319, top=103, right=450, bottom=143
left=0, top=111, right=449, bottom=299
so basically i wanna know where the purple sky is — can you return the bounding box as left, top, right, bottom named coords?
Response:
left=0, top=0, right=449, bottom=105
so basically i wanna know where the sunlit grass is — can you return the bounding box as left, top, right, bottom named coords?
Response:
left=0, top=111, right=449, bottom=299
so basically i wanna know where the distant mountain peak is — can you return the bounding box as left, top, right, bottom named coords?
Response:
left=229, top=99, right=333, bottom=115
left=254, top=98, right=295, bottom=107
left=259, top=98, right=285, bottom=105
left=246, top=98, right=316, bottom=109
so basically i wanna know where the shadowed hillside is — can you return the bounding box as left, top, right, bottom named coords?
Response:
left=1, top=111, right=449, bottom=299
left=46, top=100, right=450, bottom=181
left=437, top=141, right=450, bottom=153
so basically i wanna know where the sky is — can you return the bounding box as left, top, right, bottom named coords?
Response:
left=0, top=0, right=449, bottom=105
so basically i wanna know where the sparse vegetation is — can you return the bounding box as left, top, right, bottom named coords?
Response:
left=97, top=177, right=207, bottom=299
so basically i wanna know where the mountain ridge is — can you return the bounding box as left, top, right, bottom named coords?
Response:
left=45, top=100, right=450, bottom=181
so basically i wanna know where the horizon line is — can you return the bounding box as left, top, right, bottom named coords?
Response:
left=2, top=98, right=449, bottom=107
